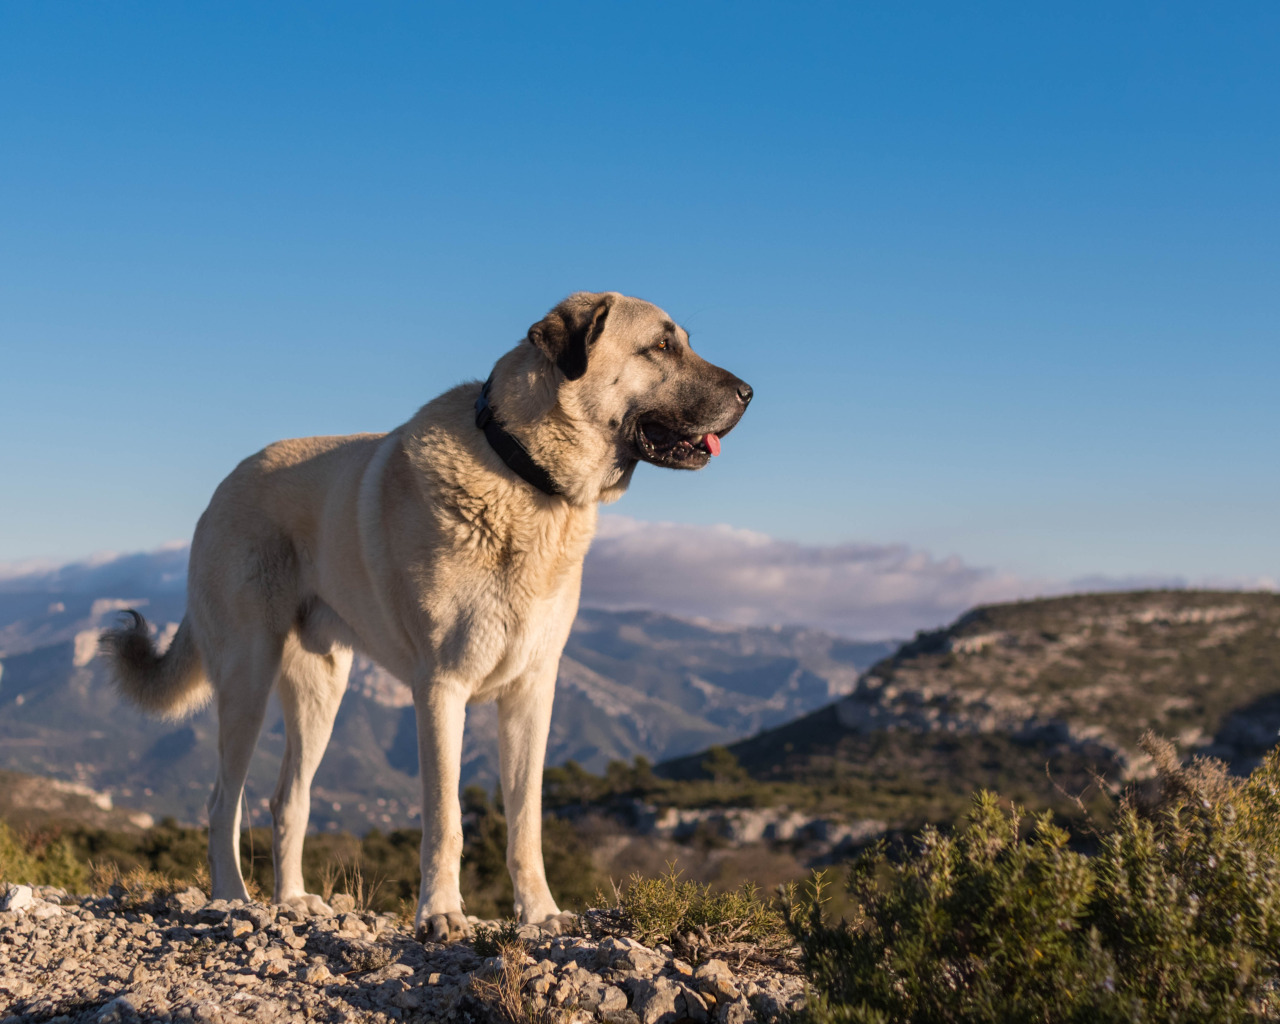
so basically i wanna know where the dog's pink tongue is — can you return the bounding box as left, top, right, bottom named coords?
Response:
left=704, top=433, right=721, bottom=456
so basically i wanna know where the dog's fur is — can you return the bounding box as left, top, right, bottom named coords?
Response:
left=101, top=292, right=751, bottom=941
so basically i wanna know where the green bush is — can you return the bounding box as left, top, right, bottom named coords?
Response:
left=0, top=820, right=88, bottom=892
left=0, top=820, right=39, bottom=883
left=603, top=862, right=787, bottom=953
left=789, top=735, right=1280, bottom=1023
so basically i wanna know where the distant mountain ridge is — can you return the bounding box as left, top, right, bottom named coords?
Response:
left=0, top=549, right=894, bottom=833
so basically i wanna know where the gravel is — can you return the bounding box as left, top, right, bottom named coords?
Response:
left=0, top=882, right=804, bottom=1023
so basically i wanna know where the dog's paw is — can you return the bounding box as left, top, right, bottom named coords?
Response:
left=286, top=893, right=334, bottom=917
left=535, top=911, right=580, bottom=937
left=417, top=911, right=470, bottom=944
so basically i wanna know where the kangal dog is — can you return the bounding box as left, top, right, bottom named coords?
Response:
left=101, top=292, right=752, bottom=941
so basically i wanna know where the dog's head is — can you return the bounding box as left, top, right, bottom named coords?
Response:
left=527, top=291, right=752, bottom=471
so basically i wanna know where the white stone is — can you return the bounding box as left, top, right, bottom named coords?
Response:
left=0, top=884, right=36, bottom=913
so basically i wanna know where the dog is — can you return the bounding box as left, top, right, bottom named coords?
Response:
left=101, top=291, right=752, bottom=941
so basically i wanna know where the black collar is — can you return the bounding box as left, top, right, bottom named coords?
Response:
left=474, top=376, right=563, bottom=497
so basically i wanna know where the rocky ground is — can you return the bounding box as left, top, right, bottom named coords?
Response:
left=0, top=884, right=804, bottom=1024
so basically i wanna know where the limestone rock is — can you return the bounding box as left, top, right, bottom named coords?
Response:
left=627, top=975, right=685, bottom=1024
left=329, top=893, right=357, bottom=914
left=695, top=958, right=741, bottom=1003
left=0, top=884, right=34, bottom=913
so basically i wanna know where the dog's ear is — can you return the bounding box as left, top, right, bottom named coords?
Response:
left=527, top=292, right=613, bottom=381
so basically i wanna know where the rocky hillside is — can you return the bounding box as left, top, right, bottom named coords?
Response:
left=0, top=771, right=157, bottom=834
left=0, top=882, right=801, bottom=1024
left=836, top=589, right=1280, bottom=769
left=658, top=590, right=1280, bottom=834
left=0, top=554, right=891, bottom=833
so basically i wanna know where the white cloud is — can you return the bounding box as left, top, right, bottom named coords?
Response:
left=582, top=517, right=1276, bottom=639
left=580, top=516, right=1043, bottom=638
left=0, top=544, right=189, bottom=593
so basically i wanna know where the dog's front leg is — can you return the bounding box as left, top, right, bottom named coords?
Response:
left=413, top=680, right=469, bottom=943
left=498, top=667, right=567, bottom=930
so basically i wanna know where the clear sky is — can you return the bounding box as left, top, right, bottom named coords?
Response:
left=2, top=2, right=1277, bottom=585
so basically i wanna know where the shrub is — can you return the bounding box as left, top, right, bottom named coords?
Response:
left=0, top=820, right=88, bottom=892
left=789, top=735, right=1280, bottom=1023
left=603, top=862, right=788, bottom=955
left=701, top=746, right=751, bottom=785
left=473, top=919, right=524, bottom=957
left=0, top=820, right=39, bottom=884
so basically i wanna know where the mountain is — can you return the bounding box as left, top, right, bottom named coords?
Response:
left=0, top=552, right=894, bottom=834
left=660, top=589, right=1280, bottom=831
left=0, top=770, right=157, bottom=832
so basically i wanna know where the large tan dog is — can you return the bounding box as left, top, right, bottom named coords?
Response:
left=101, top=292, right=752, bottom=941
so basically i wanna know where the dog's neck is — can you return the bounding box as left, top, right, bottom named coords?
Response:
left=484, top=347, right=637, bottom=507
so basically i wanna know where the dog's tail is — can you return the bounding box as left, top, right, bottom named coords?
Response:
left=99, top=611, right=211, bottom=720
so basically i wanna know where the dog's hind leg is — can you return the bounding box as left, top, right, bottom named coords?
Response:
left=205, top=634, right=283, bottom=902
left=271, top=632, right=351, bottom=915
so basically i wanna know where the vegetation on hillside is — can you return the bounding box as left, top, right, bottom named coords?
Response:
left=789, top=734, right=1280, bottom=1023
left=0, top=785, right=600, bottom=920
left=547, top=735, right=1113, bottom=845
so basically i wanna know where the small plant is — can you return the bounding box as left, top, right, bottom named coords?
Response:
left=176, top=935, right=218, bottom=967
left=473, top=919, right=524, bottom=958
left=338, top=942, right=394, bottom=974
left=601, top=862, right=788, bottom=955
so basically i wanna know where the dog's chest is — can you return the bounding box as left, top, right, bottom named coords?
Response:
left=435, top=508, right=595, bottom=696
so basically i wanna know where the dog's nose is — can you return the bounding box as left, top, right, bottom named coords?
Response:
left=736, top=383, right=753, bottom=405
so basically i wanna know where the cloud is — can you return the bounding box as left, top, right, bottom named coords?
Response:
left=582, top=517, right=1278, bottom=639
left=0, top=543, right=189, bottom=593
left=580, top=516, right=1046, bottom=639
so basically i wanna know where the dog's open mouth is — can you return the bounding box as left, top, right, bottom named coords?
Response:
left=636, top=419, right=721, bottom=468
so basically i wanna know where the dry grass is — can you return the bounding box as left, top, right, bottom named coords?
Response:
left=320, top=852, right=385, bottom=912
left=88, top=862, right=178, bottom=910
left=470, top=940, right=563, bottom=1024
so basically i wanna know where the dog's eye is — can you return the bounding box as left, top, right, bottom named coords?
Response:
left=656, top=339, right=669, bottom=351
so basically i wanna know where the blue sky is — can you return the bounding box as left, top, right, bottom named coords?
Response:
left=2, top=2, right=1277, bottom=585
